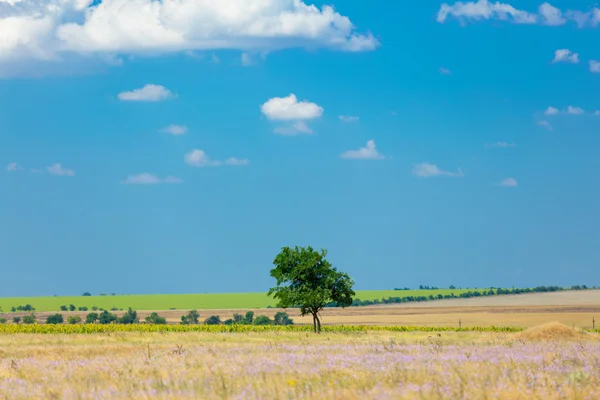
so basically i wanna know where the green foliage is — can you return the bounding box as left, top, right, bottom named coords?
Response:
left=92, top=306, right=98, bottom=311
left=268, top=246, right=355, bottom=333
left=22, top=314, right=36, bottom=324
left=118, top=308, right=139, bottom=324
left=223, top=319, right=234, bottom=325
left=181, top=310, right=200, bottom=325
left=145, top=312, right=166, bottom=325
left=82, top=292, right=92, bottom=296
left=253, top=315, right=272, bottom=325
left=204, top=315, right=221, bottom=325
left=98, top=311, right=117, bottom=324
left=85, top=313, right=99, bottom=324
left=67, top=315, right=82, bottom=324
left=46, top=314, right=64, bottom=324
left=13, top=317, right=21, bottom=324
left=0, top=317, right=7, bottom=324
left=60, top=305, right=68, bottom=311
left=12, top=304, right=35, bottom=312
left=274, top=312, right=294, bottom=326
left=78, top=306, right=88, bottom=311
left=69, top=304, right=76, bottom=312
left=233, top=313, right=244, bottom=323
left=244, top=311, right=254, bottom=324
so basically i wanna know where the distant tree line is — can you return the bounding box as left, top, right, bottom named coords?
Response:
left=344, top=285, right=592, bottom=307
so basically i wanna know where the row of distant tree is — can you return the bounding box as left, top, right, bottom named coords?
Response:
left=0, top=309, right=294, bottom=326
left=344, top=285, right=593, bottom=307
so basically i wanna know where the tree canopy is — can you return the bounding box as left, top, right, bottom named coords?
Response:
left=268, top=246, right=355, bottom=333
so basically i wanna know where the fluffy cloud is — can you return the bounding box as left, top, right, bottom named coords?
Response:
left=566, top=105, right=584, bottom=115
left=439, top=67, right=452, bottom=75
left=590, top=60, right=600, bottom=73
left=274, top=121, right=314, bottom=135
left=412, top=162, right=463, bottom=178
left=46, top=163, right=75, bottom=176
left=552, top=49, right=579, bottom=63
left=437, top=1, right=599, bottom=26
left=161, top=124, right=187, bottom=135
left=121, top=173, right=183, bottom=184
left=340, top=140, right=384, bottom=160
left=0, top=0, right=377, bottom=72
left=498, top=177, right=518, bottom=187
left=6, top=162, right=23, bottom=171
left=485, top=142, right=516, bottom=148
left=185, top=149, right=249, bottom=167
left=118, top=84, right=174, bottom=102
left=261, top=94, right=323, bottom=121
left=339, top=115, right=359, bottom=122
left=544, top=106, right=559, bottom=116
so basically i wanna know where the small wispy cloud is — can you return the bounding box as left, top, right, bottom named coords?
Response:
left=552, top=49, right=579, bottom=64
left=485, top=142, right=516, bottom=148
left=537, top=120, right=553, bottom=130
left=412, top=162, right=463, bottom=178
left=590, top=60, right=600, bottom=73
left=161, top=124, right=188, bottom=135
left=118, top=84, right=174, bottom=102
left=274, top=121, right=314, bottom=135
left=241, top=53, right=254, bottom=66
left=339, top=115, right=359, bottom=123
left=46, top=163, right=75, bottom=176
left=185, top=150, right=249, bottom=167
left=121, top=173, right=183, bottom=185
left=439, top=67, right=452, bottom=75
left=498, top=177, right=518, bottom=187
left=544, top=106, right=585, bottom=116
left=6, top=162, right=23, bottom=172
left=340, top=140, right=385, bottom=160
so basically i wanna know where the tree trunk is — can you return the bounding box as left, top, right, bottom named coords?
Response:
left=316, top=315, right=321, bottom=333
left=312, top=313, right=317, bottom=333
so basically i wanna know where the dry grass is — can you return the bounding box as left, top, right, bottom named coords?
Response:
left=518, top=322, right=587, bottom=341
left=1, top=329, right=599, bottom=399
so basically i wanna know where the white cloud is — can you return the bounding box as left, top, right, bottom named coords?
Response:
left=185, top=149, right=248, bottom=167
left=498, top=177, right=518, bottom=187
left=118, top=84, right=174, bottom=102
left=538, top=3, right=565, bottom=26
left=485, top=142, right=516, bottom=148
left=412, top=162, right=463, bottom=178
left=224, top=157, right=250, bottom=166
left=340, top=140, right=384, bottom=160
left=439, top=66, right=452, bottom=75
left=552, top=49, right=579, bottom=63
left=6, top=162, right=23, bottom=171
left=241, top=53, right=253, bottom=66
left=161, top=124, right=187, bottom=135
left=339, top=115, right=359, bottom=123
left=274, top=121, right=314, bottom=135
left=544, top=106, right=584, bottom=116
left=0, top=0, right=377, bottom=73
left=121, top=173, right=183, bottom=185
left=261, top=94, right=323, bottom=120
left=437, top=1, right=597, bottom=26
left=590, top=60, right=600, bottom=73
left=46, top=163, right=75, bottom=176
left=537, top=120, right=553, bottom=130
left=566, top=105, right=584, bottom=115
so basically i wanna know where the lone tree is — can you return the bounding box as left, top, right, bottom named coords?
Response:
left=268, top=246, right=355, bottom=333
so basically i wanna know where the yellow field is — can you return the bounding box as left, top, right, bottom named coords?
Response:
left=1, top=329, right=599, bottom=399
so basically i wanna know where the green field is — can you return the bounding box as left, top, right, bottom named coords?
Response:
left=0, top=290, right=472, bottom=312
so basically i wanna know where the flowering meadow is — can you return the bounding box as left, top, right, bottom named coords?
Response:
left=1, top=329, right=599, bottom=399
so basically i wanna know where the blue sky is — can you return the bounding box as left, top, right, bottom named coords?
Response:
left=1, top=0, right=599, bottom=296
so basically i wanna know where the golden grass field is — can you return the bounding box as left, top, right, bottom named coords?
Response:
left=1, top=325, right=599, bottom=399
